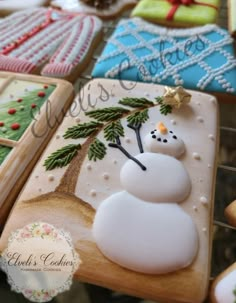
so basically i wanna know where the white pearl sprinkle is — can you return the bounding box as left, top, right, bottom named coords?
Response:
left=113, top=160, right=117, bottom=164
left=75, top=117, right=80, bottom=123
left=90, top=190, right=97, bottom=197
left=38, top=188, right=42, bottom=192
left=197, top=116, right=204, bottom=123
left=87, top=164, right=92, bottom=171
left=193, top=206, right=198, bottom=211
left=125, top=137, right=131, bottom=143
left=103, top=173, right=110, bottom=180
left=208, top=164, right=212, bottom=168
left=35, top=175, right=39, bottom=179
left=56, top=134, right=60, bottom=139
left=193, top=152, right=201, bottom=160
left=208, top=134, right=214, bottom=141
left=202, top=227, right=207, bottom=233
left=48, top=174, right=55, bottom=182
left=200, top=196, right=208, bottom=206
left=171, top=119, right=176, bottom=125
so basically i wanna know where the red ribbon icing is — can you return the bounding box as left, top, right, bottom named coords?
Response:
left=166, top=0, right=218, bottom=21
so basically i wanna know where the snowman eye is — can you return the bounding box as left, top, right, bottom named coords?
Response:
left=163, top=139, right=168, bottom=143
left=151, top=131, right=155, bottom=134
left=157, top=138, right=161, bottom=142
left=152, top=135, right=156, bottom=139
left=173, top=135, right=177, bottom=139
left=169, top=131, right=173, bottom=133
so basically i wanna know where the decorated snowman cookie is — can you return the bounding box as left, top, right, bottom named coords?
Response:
left=93, top=122, right=199, bottom=274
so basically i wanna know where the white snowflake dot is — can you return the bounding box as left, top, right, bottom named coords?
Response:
left=200, top=196, right=208, bottom=206
left=87, top=164, right=92, bottom=171
left=48, top=174, right=55, bottom=182
left=197, top=116, right=204, bottom=123
left=193, top=152, right=201, bottom=160
left=103, top=173, right=110, bottom=180
left=90, top=190, right=97, bottom=197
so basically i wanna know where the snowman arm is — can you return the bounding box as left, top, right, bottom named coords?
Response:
left=127, top=122, right=144, bottom=153
left=108, top=139, right=146, bottom=171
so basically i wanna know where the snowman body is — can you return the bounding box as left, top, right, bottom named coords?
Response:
left=93, top=126, right=199, bottom=274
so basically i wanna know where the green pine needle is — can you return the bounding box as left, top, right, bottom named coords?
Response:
left=88, top=138, right=107, bottom=161
left=160, top=104, right=172, bottom=115
left=44, top=144, right=81, bottom=171
left=155, top=96, right=163, bottom=104
left=155, top=96, right=172, bottom=115
left=85, top=107, right=130, bottom=122
left=63, top=121, right=103, bottom=139
left=118, top=97, right=154, bottom=108
left=104, top=120, right=124, bottom=143
left=127, top=109, right=149, bottom=126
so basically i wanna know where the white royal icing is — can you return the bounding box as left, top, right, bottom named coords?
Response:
left=93, top=192, right=198, bottom=274
left=120, top=153, right=191, bottom=203
left=144, top=128, right=185, bottom=158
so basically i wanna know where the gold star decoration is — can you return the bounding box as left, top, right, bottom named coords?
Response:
left=162, top=86, right=191, bottom=109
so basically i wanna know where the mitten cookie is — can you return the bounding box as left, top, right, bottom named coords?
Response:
left=0, top=0, right=49, bottom=16
left=92, top=18, right=236, bottom=101
left=0, top=8, right=102, bottom=82
left=51, top=0, right=137, bottom=19
left=131, top=0, right=220, bottom=27
left=0, top=79, right=219, bottom=303
left=0, top=71, right=74, bottom=228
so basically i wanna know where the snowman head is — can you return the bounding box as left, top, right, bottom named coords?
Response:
left=144, top=122, right=185, bottom=158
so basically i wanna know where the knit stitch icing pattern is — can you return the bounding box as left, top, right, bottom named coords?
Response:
left=92, top=18, right=236, bottom=94
left=0, top=8, right=102, bottom=77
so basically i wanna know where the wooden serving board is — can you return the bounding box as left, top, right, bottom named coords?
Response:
left=0, top=79, right=219, bottom=303
left=0, top=72, right=74, bottom=228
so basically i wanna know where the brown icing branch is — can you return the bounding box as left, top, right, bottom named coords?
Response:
left=55, top=104, right=157, bottom=195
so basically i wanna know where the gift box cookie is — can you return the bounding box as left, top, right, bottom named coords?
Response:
left=131, top=0, right=220, bottom=27
left=92, top=18, right=236, bottom=100
left=0, top=8, right=102, bottom=82
left=51, top=0, right=137, bottom=19
left=0, top=0, right=49, bottom=16
left=0, top=72, right=74, bottom=228
left=0, top=79, right=219, bottom=303
left=228, top=0, right=236, bottom=38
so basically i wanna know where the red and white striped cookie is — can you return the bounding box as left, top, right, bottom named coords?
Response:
left=0, top=8, right=103, bottom=82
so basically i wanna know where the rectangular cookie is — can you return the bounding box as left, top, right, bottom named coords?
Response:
left=131, top=0, right=220, bottom=27
left=92, top=18, right=236, bottom=102
left=0, top=9, right=103, bottom=82
left=0, top=79, right=219, bottom=303
left=228, top=0, right=236, bottom=38
left=0, top=71, right=74, bottom=228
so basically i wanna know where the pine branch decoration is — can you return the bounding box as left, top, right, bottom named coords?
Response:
left=104, top=120, right=124, bottom=143
left=156, top=97, right=172, bottom=115
left=118, top=97, right=154, bottom=108
left=63, top=121, right=103, bottom=139
left=85, top=107, right=130, bottom=122
left=88, top=139, right=107, bottom=161
left=127, top=109, right=149, bottom=126
left=44, top=144, right=81, bottom=171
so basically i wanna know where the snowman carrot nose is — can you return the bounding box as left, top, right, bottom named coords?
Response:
left=157, top=122, right=168, bottom=134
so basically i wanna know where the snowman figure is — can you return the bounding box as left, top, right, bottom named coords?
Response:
left=93, top=122, right=199, bottom=274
